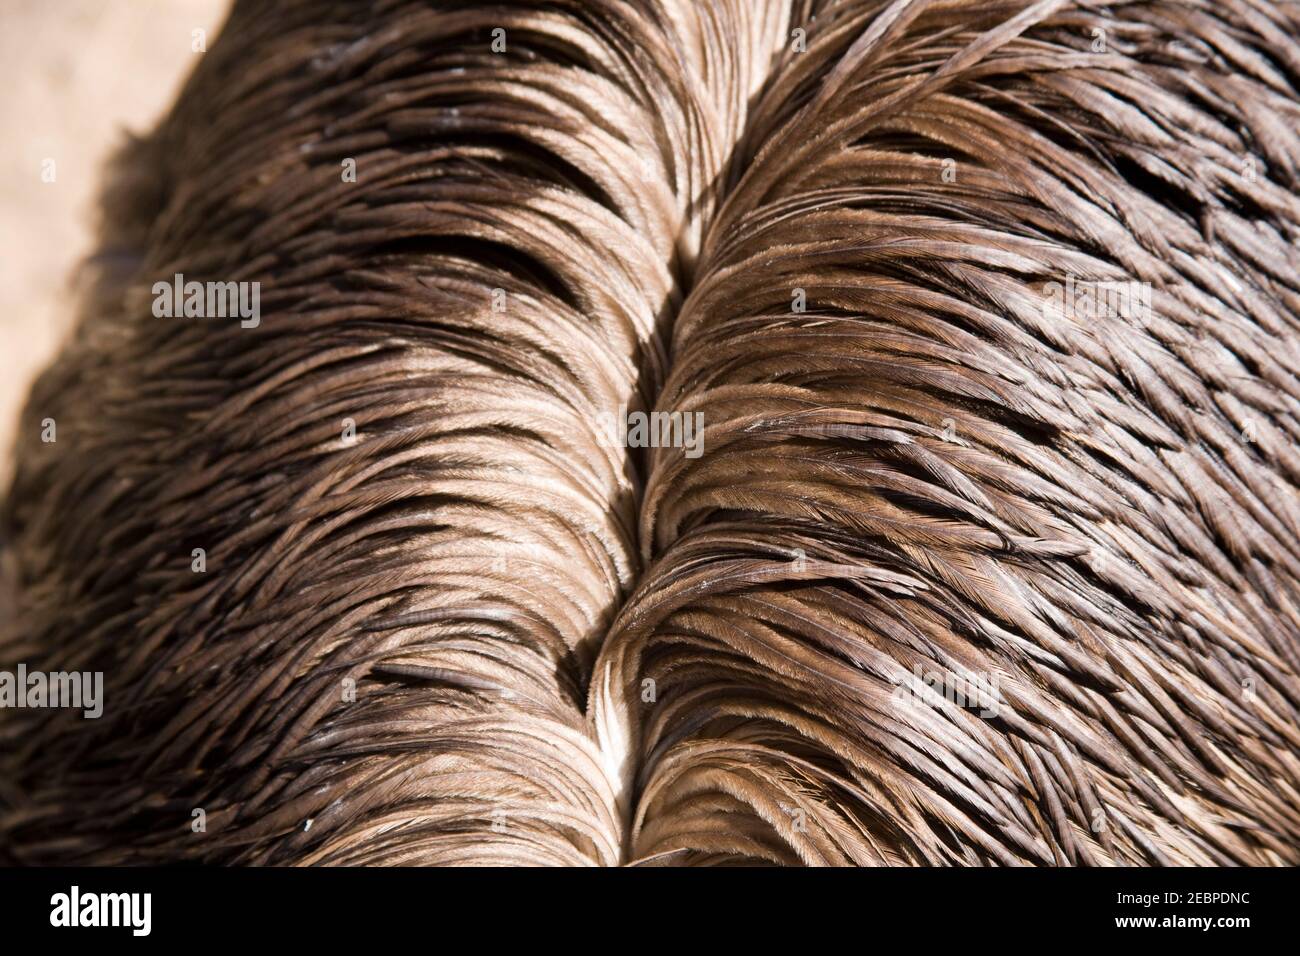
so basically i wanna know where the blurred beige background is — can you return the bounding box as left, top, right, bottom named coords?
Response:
left=0, top=0, right=229, bottom=486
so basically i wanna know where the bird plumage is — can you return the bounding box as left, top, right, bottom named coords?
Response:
left=3, top=0, right=1300, bottom=866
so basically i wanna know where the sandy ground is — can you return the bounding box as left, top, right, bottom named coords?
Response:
left=0, top=0, right=229, bottom=486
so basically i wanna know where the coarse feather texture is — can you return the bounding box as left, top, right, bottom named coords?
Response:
left=597, top=0, right=1300, bottom=866
left=3, top=0, right=1300, bottom=867
left=0, top=0, right=786, bottom=865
